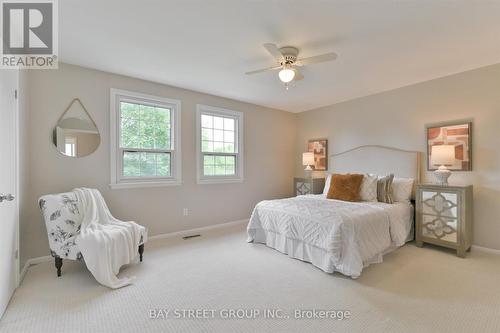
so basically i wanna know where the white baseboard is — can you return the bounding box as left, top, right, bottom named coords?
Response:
left=19, top=255, right=52, bottom=286
left=471, top=245, right=500, bottom=255
left=18, top=219, right=249, bottom=286
left=149, top=219, right=248, bottom=241
left=16, top=221, right=500, bottom=288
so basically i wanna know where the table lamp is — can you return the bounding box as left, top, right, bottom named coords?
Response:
left=302, top=152, right=315, bottom=178
left=431, top=145, right=455, bottom=185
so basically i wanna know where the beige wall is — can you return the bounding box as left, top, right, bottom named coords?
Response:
left=21, top=63, right=297, bottom=264
left=22, top=61, right=500, bottom=264
left=296, top=63, right=500, bottom=250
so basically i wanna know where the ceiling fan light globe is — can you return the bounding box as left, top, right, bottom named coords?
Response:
left=278, top=68, right=295, bottom=83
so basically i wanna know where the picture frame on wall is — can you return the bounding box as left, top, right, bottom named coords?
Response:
left=307, top=138, right=328, bottom=171
left=426, top=121, right=472, bottom=171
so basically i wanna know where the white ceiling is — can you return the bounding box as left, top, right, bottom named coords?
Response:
left=60, top=1, right=500, bottom=113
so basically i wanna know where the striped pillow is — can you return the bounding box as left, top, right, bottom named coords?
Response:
left=377, top=174, right=394, bottom=204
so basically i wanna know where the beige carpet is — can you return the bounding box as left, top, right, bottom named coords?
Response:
left=2, top=223, right=500, bottom=333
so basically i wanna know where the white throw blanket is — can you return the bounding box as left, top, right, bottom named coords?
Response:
left=74, top=188, right=146, bottom=289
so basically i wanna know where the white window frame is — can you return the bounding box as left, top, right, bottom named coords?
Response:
left=110, top=88, right=182, bottom=189
left=196, top=104, right=244, bottom=184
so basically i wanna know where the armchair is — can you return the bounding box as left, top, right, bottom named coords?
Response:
left=39, top=191, right=146, bottom=277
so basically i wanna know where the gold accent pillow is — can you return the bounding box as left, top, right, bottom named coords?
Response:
left=327, top=174, right=364, bottom=202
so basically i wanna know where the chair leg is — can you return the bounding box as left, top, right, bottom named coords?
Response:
left=138, top=244, right=144, bottom=262
left=54, top=256, right=63, bottom=277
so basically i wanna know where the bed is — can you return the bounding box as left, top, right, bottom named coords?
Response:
left=247, top=145, right=422, bottom=278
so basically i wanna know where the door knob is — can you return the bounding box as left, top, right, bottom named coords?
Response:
left=0, top=193, right=15, bottom=202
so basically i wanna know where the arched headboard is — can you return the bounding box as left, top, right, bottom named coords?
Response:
left=329, top=145, right=422, bottom=183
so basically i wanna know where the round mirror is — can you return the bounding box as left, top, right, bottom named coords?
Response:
left=52, top=98, right=100, bottom=157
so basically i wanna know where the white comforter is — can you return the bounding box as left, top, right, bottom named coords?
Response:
left=247, top=195, right=412, bottom=278
left=74, top=188, right=146, bottom=289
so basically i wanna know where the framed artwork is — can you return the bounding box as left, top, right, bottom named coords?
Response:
left=426, top=122, right=472, bottom=171
left=308, top=139, right=328, bottom=171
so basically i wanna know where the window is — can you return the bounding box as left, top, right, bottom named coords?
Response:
left=110, top=89, right=181, bottom=189
left=196, top=104, right=243, bottom=184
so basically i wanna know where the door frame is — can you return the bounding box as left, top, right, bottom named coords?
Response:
left=13, top=71, right=20, bottom=287
left=0, top=69, right=21, bottom=319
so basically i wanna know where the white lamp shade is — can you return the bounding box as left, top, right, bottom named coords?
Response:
left=431, top=145, right=455, bottom=166
left=278, top=68, right=295, bottom=83
left=302, top=152, right=315, bottom=166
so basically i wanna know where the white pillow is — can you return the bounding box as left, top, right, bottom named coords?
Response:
left=323, top=173, right=378, bottom=202
left=359, top=174, right=378, bottom=202
left=392, top=177, right=415, bottom=202
left=322, top=173, right=332, bottom=195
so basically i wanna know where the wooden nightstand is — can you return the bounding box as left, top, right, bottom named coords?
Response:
left=415, top=184, right=473, bottom=257
left=294, top=177, right=325, bottom=196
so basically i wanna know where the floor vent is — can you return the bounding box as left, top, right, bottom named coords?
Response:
left=182, top=234, right=201, bottom=240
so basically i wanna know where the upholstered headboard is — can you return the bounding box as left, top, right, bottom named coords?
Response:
left=329, top=145, right=422, bottom=183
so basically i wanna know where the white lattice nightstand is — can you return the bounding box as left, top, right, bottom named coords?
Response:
left=415, top=184, right=473, bottom=257
left=294, top=177, right=325, bottom=196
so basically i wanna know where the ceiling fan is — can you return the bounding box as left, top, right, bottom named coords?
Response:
left=245, top=43, right=338, bottom=89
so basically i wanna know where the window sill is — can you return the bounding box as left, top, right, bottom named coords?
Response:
left=110, top=180, right=182, bottom=189
left=197, top=178, right=244, bottom=185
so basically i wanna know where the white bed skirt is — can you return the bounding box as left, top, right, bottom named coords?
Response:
left=248, top=228, right=399, bottom=279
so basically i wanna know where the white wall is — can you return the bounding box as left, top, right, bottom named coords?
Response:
left=296, top=63, right=500, bottom=250
left=21, top=63, right=297, bottom=264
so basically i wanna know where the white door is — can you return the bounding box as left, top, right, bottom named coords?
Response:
left=0, top=69, right=19, bottom=318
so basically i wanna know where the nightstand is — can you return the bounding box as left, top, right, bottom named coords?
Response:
left=294, top=177, right=325, bottom=196
left=415, top=184, right=473, bottom=257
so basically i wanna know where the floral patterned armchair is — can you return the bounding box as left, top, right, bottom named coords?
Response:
left=39, top=191, right=145, bottom=277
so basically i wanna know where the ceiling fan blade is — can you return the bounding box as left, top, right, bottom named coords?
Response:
left=263, top=43, right=284, bottom=61
left=293, top=68, right=304, bottom=81
left=296, top=52, right=337, bottom=66
left=245, top=65, right=282, bottom=75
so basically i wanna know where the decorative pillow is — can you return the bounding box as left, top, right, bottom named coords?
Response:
left=392, top=177, right=415, bottom=202
left=327, top=174, right=364, bottom=202
left=323, top=173, right=332, bottom=195
left=377, top=174, right=395, bottom=204
left=359, top=174, right=378, bottom=202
